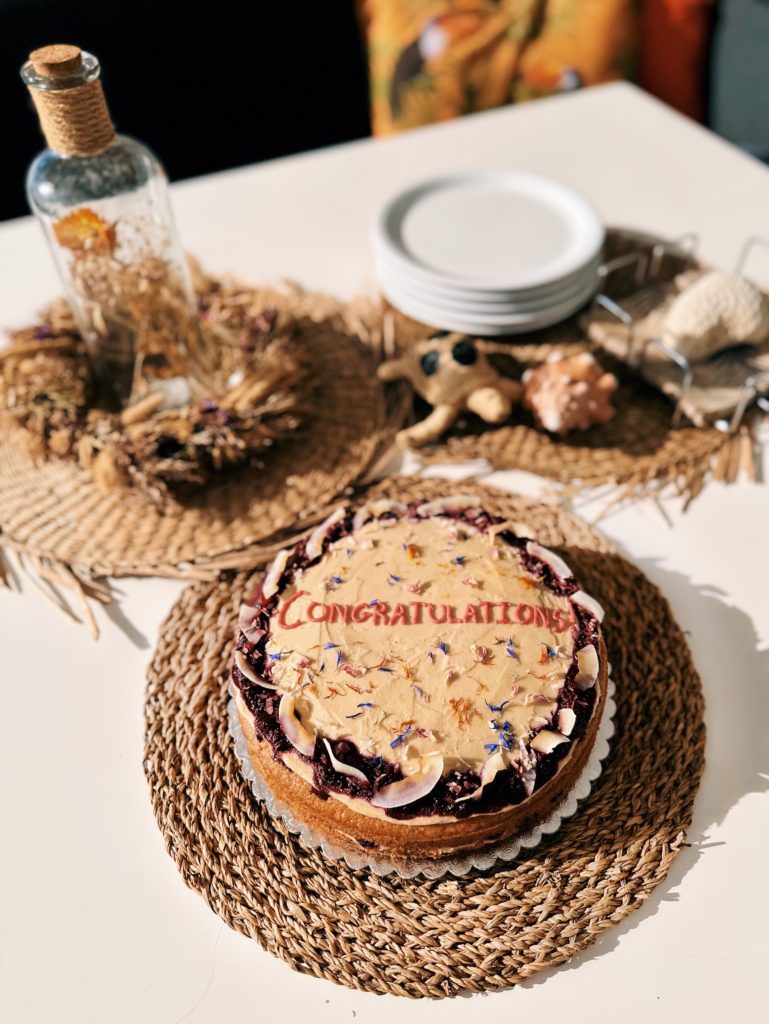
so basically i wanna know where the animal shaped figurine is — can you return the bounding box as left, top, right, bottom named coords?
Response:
left=377, top=330, right=522, bottom=447
left=663, top=270, right=769, bottom=362
left=522, top=351, right=618, bottom=435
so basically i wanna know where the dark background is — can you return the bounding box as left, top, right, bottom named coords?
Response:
left=3, top=0, right=769, bottom=223
left=2, top=0, right=371, bottom=222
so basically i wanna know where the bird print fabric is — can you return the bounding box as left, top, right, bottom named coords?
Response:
left=358, top=0, right=640, bottom=136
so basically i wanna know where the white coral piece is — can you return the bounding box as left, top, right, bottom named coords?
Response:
left=663, top=271, right=769, bottom=362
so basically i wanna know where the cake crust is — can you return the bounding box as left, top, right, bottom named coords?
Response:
left=235, top=641, right=606, bottom=863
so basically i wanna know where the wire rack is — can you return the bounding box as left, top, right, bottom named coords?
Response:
left=586, top=234, right=769, bottom=432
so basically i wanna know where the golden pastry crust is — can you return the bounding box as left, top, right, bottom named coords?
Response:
left=235, top=637, right=608, bottom=865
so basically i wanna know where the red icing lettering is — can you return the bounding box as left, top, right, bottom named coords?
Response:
left=307, top=601, right=329, bottom=623
left=410, top=601, right=425, bottom=624
left=515, top=603, right=534, bottom=625
left=276, top=589, right=309, bottom=630
left=351, top=602, right=372, bottom=623
left=329, top=603, right=351, bottom=624
left=551, top=608, right=571, bottom=633
left=373, top=601, right=391, bottom=626
left=428, top=603, right=448, bottom=624
left=390, top=602, right=410, bottom=626
left=533, top=605, right=549, bottom=628
left=479, top=601, right=495, bottom=624
left=276, top=595, right=576, bottom=632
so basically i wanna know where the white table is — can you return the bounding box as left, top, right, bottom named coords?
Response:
left=2, top=83, right=768, bottom=1023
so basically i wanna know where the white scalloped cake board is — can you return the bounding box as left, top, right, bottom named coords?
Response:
left=228, top=675, right=616, bottom=880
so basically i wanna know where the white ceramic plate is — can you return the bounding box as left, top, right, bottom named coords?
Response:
left=376, top=257, right=599, bottom=315
left=375, top=247, right=602, bottom=306
left=379, top=273, right=597, bottom=335
left=374, top=169, right=604, bottom=292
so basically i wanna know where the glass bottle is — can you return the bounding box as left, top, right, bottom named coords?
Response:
left=21, top=44, right=195, bottom=407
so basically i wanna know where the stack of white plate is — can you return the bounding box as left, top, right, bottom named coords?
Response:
left=373, top=170, right=604, bottom=336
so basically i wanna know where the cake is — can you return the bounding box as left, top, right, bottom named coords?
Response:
left=231, top=496, right=607, bottom=865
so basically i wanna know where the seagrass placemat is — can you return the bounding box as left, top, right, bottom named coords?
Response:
left=0, top=295, right=395, bottom=585
left=144, top=477, right=705, bottom=997
left=386, top=228, right=754, bottom=506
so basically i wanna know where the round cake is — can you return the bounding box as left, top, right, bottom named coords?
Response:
left=231, top=495, right=607, bottom=865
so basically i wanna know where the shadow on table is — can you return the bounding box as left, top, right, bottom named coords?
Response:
left=519, top=548, right=769, bottom=989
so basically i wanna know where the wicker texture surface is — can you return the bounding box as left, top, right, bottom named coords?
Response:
left=390, top=228, right=746, bottom=503
left=144, top=478, right=705, bottom=997
left=0, top=302, right=392, bottom=579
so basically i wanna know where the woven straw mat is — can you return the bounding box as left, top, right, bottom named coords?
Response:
left=144, top=477, right=705, bottom=998
left=390, top=228, right=739, bottom=504
left=0, top=298, right=392, bottom=580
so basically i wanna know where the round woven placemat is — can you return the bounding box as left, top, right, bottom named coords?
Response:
left=144, top=477, right=705, bottom=997
left=387, top=228, right=746, bottom=506
left=0, top=293, right=394, bottom=582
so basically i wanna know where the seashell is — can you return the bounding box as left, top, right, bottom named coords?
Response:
left=663, top=271, right=769, bottom=362
left=522, top=351, right=617, bottom=435
left=278, top=694, right=316, bottom=756
left=525, top=540, right=573, bottom=580
left=322, top=738, right=369, bottom=785
left=371, top=753, right=444, bottom=808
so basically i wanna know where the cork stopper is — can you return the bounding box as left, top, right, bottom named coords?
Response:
left=22, top=43, right=116, bottom=157
left=29, top=44, right=84, bottom=80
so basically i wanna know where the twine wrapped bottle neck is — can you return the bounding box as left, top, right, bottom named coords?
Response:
left=23, top=45, right=116, bottom=157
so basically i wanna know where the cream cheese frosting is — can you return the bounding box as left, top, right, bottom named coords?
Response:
left=265, top=515, right=576, bottom=773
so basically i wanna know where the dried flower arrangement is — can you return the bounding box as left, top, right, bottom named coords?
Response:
left=0, top=271, right=307, bottom=502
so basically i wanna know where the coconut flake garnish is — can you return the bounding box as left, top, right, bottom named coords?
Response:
left=370, top=753, right=444, bottom=809
left=525, top=541, right=573, bottom=581
left=520, top=764, right=536, bottom=796
left=575, top=644, right=599, bottom=690
left=571, top=590, right=605, bottom=623
left=455, top=750, right=506, bottom=803
left=278, top=693, right=316, bottom=756
left=322, top=738, right=369, bottom=784
left=416, top=495, right=482, bottom=517
left=352, top=500, right=407, bottom=533
left=238, top=603, right=265, bottom=644
left=234, top=650, right=280, bottom=690
left=530, top=729, right=570, bottom=755
left=558, top=708, right=577, bottom=736
left=306, top=506, right=347, bottom=560
left=262, top=549, right=290, bottom=600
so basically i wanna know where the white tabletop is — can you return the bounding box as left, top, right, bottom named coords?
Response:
left=1, top=83, right=768, bottom=1022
